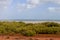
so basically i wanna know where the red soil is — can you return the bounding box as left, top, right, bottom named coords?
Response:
left=0, top=34, right=60, bottom=40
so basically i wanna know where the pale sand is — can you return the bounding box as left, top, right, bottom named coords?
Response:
left=22, top=21, right=60, bottom=23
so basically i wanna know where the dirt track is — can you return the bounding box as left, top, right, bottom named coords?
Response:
left=0, top=34, right=60, bottom=40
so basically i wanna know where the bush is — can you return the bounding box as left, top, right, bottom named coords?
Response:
left=41, top=22, right=60, bottom=27
left=0, top=21, right=60, bottom=36
left=20, top=29, right=36, bottom=36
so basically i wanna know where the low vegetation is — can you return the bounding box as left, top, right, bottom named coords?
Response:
left=0, top=21, right=60, bottom=36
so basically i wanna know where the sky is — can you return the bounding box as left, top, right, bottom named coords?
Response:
left=0, top=0, right=60, bottom=20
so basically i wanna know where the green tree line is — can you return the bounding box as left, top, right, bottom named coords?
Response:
left=0, top=21, right=60, bottom=36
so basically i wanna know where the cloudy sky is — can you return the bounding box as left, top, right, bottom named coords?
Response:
left=0, top=0, right=60, bottom=20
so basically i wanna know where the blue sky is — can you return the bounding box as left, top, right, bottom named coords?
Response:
left=0, top=0, right=60, bottom=20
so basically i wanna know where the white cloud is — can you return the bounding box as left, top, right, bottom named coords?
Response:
left=26, top=0, right=40, bottom=8
left=16, top=3, right=26, bottom=12
left=40, top=0, right=60, bottom=4
left=16, top=0, right=60, bottom=12
left=48, top=7, right=60, bottom=12
left=0, top=0, right=13, bottom=18
left=27, top=0, right=40, bottom=5
left=0, top=0, right=13, bottom=10
left=17, top=0, right=40, bottom=12
left=0, top=0, right=60, bottom=12
left=27, top=4, right=36, bottom=8
left=27, top=4, right=32, bottom=8
left=51, top=0, right=60, bottom=4
left=27, top=0, right=60, bottom=6
left=48, top=7, right=55, bottom=12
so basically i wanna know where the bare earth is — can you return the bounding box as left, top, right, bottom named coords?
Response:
left=0, top=34, right=60, bottom=40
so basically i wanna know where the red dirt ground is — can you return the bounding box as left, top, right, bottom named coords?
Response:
left=0, top=34, right=60, bottom=40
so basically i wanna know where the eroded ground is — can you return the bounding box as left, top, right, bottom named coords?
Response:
left=0, top=34, right=60, bottom=40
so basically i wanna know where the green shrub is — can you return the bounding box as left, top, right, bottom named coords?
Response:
left=20, top=29, right=36, bottom=36
left=41, top=22, right=60, bottom=27
left=0, top=21, right=60, bottom=36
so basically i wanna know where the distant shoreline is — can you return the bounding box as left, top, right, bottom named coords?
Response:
left=22, top=21, right=60, bottom=23
left=0, top=20, right=60, bottom=23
